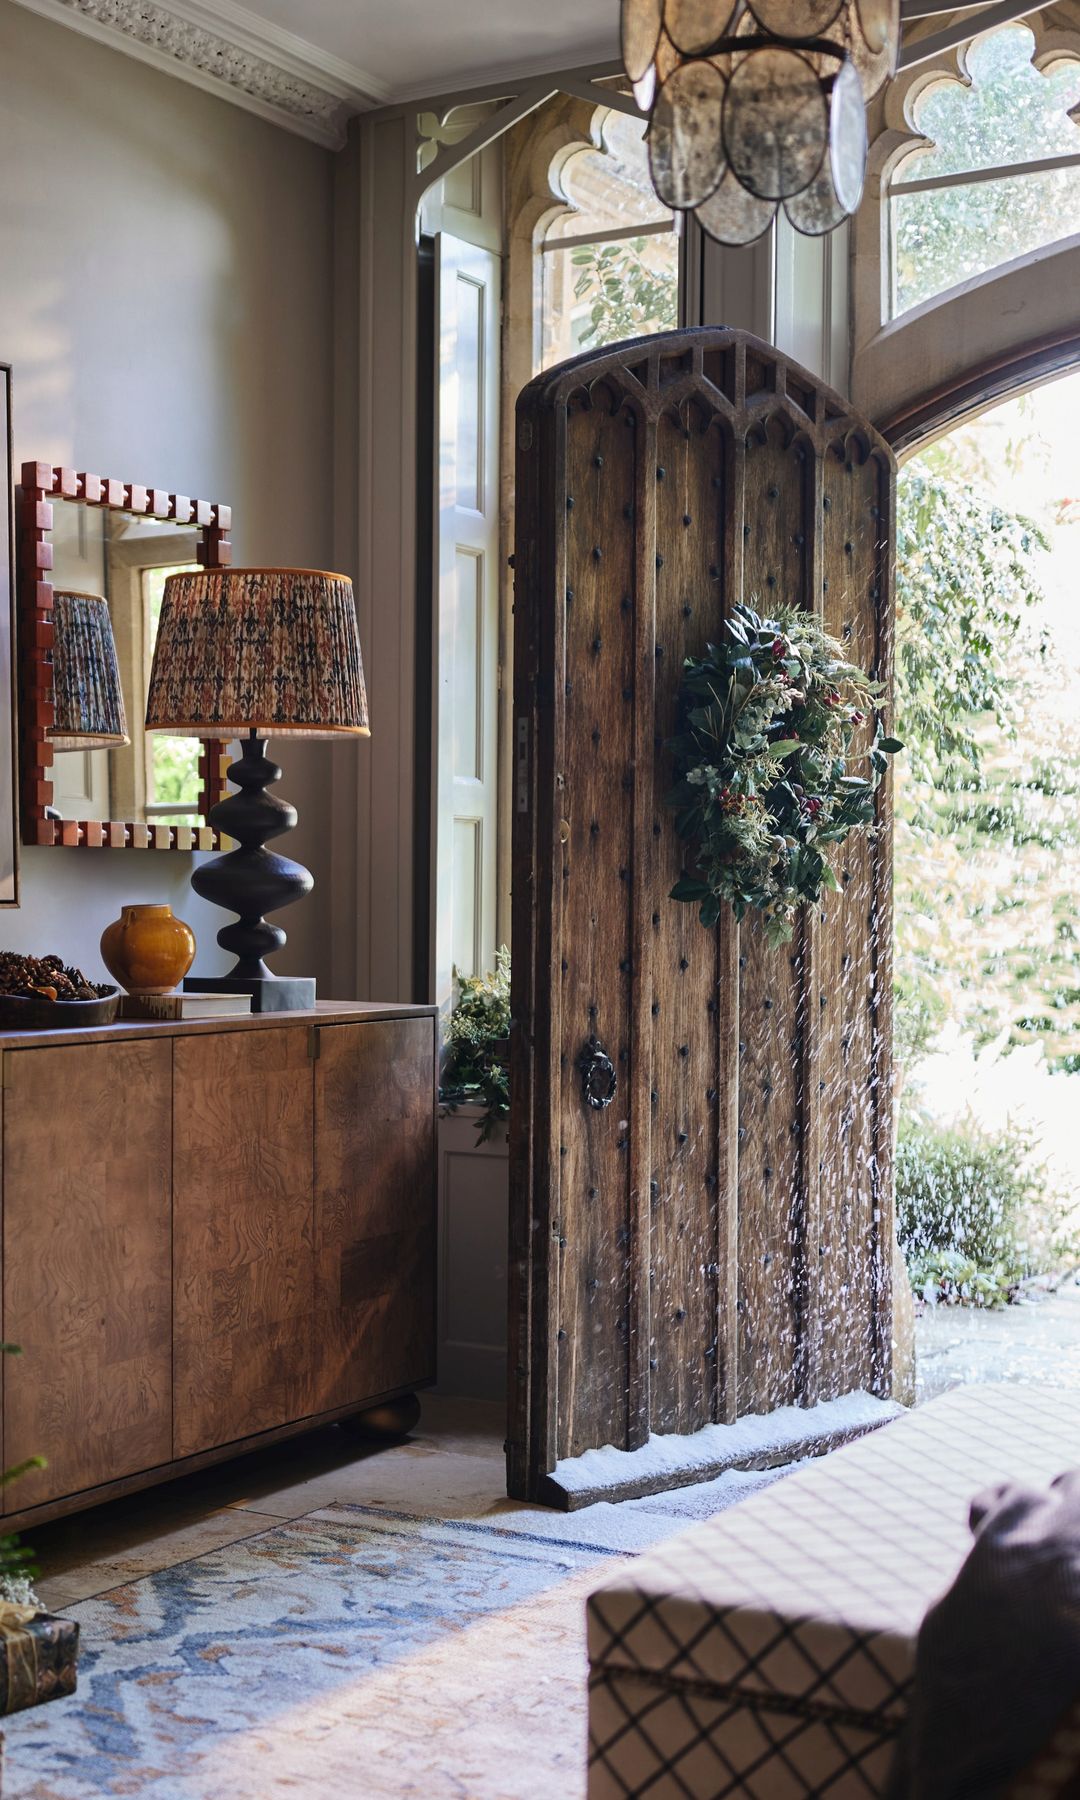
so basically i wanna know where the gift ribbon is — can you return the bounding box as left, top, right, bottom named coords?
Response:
left=0, top=1604, right=40, bottom=1715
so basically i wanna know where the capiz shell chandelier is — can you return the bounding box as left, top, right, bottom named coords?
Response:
left=622, top=0, right=900, bottom=243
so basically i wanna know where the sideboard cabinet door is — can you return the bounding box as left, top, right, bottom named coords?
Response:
left=173, top=1026, right=314, bottom=1458
left=313, top=1018, right=437, bottom=1411
left=3, top=1039, right=172, bottom=1509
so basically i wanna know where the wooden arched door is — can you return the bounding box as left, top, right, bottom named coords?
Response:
left=508, top=328, right=896, bottom=1505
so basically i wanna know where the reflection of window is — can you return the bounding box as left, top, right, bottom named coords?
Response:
left=142, top=565, right=200, bottom=823
left=889, top=26, right=1080, bottom=317
left=541, top=109, right=679, bottom=368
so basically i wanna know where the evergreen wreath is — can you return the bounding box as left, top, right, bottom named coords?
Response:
left=667, top=602, right=901, bottom=946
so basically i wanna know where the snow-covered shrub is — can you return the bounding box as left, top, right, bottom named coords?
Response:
left=896, top=1118, right=1042, bottom=1306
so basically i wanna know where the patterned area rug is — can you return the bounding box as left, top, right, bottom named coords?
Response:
left=2, top=1506, right=636, bottom=1800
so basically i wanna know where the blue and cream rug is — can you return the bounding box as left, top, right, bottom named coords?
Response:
left=3, top=1468, right=797, bottom=1799
left=2, top=1505, right=637, bottom=1799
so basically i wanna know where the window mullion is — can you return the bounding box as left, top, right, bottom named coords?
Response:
left=543, top=217, right=676, bottom=253
left=892, top=147, right=1080, bottom=196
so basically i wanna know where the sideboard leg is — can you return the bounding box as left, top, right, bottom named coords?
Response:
left=338, top=1394, right=422, bottom=1443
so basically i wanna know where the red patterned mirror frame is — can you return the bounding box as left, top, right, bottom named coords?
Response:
left=17, top=464, right=231, bottom=850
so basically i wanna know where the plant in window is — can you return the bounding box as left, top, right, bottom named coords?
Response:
left=571, top=237, right=679, bottom=348
left=667, top=603, right=900, bottom=945
left=440, top=948, right=511, bottom=1143
left=541, top=107, right=679, bottom=368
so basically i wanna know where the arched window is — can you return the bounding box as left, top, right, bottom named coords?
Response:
left=540, top=108, right=680, bottom=369
left=887, top=24, right=1080, bottom=318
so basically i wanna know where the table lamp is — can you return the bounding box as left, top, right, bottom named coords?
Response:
left=145, top=566, right=369, bottom=1012
left=50, top=591, right=130, bottom=750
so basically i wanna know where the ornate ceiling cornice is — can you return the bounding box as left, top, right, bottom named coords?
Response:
left=8, top=0, right=392, bottom=147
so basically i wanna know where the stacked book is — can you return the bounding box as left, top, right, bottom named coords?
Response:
left=117, top=992, right=253, bottom=1022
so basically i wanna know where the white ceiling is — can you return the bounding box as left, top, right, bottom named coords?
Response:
left=207, top=0, right=618, bottom=102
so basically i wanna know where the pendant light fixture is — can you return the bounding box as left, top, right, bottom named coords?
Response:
left=623, top=0, right=900, bottom=243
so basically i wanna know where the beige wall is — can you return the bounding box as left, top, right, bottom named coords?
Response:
left=0, top=5, right=340, bottom=989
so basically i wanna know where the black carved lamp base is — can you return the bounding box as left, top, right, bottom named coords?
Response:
left=188, top=734, right=315, bottom=1013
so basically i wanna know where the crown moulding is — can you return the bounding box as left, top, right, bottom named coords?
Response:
left=8, top=0, right=393, bottom=147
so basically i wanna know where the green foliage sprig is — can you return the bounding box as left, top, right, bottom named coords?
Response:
left=439, top=948, right=511, bottom=1144
left=0, top=1342, right=43, bottom=1599
left=666, top=602, right=901, bottom=946
left=571, top=238, right=678, bottom=349
left=895, top=468, right=1046, bottom=795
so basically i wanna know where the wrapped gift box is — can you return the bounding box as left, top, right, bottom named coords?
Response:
left=0, top=1606, right=78, bottom=1716
left=587, top=1385, right=1080, bottom=1798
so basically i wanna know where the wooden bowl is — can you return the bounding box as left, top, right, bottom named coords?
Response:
left=0, top=987, right=120, bottom=1031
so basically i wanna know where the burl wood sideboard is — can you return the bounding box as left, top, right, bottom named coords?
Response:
left=0, top=1002, right=438, bottom=1532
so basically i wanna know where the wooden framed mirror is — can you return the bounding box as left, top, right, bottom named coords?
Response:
left=18, top=464, right=231, bottom=850
left=0, top=371, right=18, bottom=903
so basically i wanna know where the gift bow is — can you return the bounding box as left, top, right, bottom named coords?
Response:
left=0, top=1604, right=37, bottom=1629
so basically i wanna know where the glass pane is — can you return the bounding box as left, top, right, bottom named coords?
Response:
left=904, top=25, right=1080, bottom=183
left=541, top=231, right=680, bottom=368
left=892, top=163, right=1080, bottom=314
left=888, top=23, right=1080, bottom=318
left=452, top=817, right=481, bottom=977
left=453, top=548, right=483, bottom=781
left=547, top=109, right=672, bottom=238
left=455, top=272, right=484, bottom=511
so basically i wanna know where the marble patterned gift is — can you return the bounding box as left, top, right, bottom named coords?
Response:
left=0, top=1605, right=78, bottom=1716
left=587, top=1386, right=1080, bottom=1798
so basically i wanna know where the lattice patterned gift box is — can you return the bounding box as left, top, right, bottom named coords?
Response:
left=0, top=1605, right=78, bottom=1716
left=587, top=1386, right=1080, bottom=1799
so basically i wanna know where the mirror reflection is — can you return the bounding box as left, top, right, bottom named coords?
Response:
left=49, top=503, right=202, bottom=825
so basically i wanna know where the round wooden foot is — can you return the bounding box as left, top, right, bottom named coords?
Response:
left=339, top=1394, right=422, bottom=1443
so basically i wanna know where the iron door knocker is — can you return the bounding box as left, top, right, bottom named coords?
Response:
left=579, top=1035, right=617, bottom=1111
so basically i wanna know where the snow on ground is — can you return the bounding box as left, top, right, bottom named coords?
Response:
left=917, top=1275, right=1080, bottom=1402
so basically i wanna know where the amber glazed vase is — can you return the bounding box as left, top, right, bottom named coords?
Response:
left=100, top=904, right=196, bottom=996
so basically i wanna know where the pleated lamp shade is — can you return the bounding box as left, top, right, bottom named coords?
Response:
left=49, top=591, right=130, bottom=751
left=145, top=567, right=370, bottom=739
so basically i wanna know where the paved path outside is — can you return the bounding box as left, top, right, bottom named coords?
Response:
left=916, top=1276, right=1080, bottom=1402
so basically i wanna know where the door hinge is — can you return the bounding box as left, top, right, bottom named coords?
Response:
left=516, top=715, right=530, bottom=813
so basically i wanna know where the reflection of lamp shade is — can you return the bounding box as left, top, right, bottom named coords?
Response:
left=50, top=591, right=130, bottom=750
left=144, top=567, right=369, bottom=738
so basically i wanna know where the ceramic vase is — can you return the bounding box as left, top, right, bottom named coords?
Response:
left=100, top=903, right=196, bottom=996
